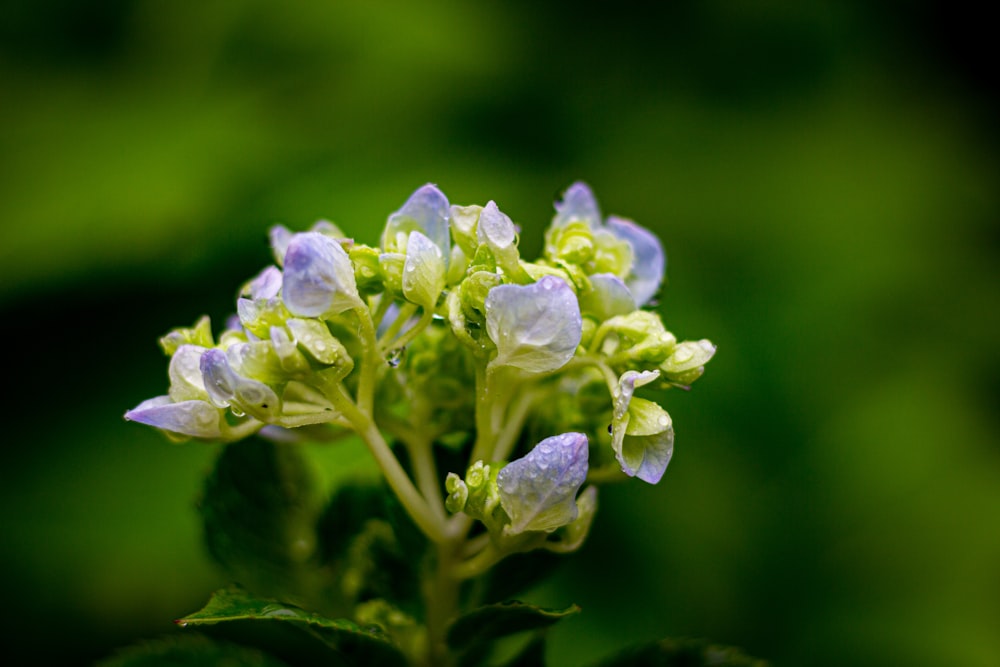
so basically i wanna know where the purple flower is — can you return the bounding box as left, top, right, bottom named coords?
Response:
left=282, top=232, right=363, bottom=317
left=497, top=432, right=589, bottom=534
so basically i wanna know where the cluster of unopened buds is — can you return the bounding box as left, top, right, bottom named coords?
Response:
left=126, top=181, right=715, bottom=561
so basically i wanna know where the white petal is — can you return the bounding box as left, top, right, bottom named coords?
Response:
left=485, top=276, right=582, bottom=373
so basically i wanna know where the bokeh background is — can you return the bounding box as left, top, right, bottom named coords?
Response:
left=2, top=1, right=998, bottom=665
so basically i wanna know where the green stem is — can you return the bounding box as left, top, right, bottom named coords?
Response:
left=377, top=301, right=419, bottom=349
left=384, top=308, right=435, bottom=355
left=326, top=383, right=445, bottom=544
left=354, top=307, right=379, bottom=416
left=491, top=388, right=536, bottom=463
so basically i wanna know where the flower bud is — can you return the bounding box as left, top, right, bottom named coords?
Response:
left=200, top=348, right=280, bottom=422
left=660, top=339, right=716, bottom=386
left=159, top=316, right=214, bottom=355
left=282, top=232, right=363, bottom=318
left=349, top=244, right=383, bottom=295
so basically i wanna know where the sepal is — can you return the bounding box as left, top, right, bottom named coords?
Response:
left=496, top=432, right=589, bottom=535
left=485, top=276, right=582, bottom=373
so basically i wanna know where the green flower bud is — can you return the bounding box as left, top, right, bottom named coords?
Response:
left=159, top=316, right=214, bottom=355
left=285, top=318, right=347, bottom=365
left=660, top=339, right=716, bottom=386
left=449, top=204, right=481, bottom=256
left=379, top=252, right=406, bottom=295
left=546, top=221, right=595, bottom=265
left=444, top=472, right=469, bottom=514
left=349, top=244, right=383, bottom=295
left=598, top=311, right=677, bottom=365
left=460, top=270, right=502, bottom=322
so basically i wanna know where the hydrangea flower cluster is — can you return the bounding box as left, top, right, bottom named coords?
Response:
left=125, top=183, right=714, bottom=661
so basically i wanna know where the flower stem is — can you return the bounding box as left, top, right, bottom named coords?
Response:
left=327, top=383, right=445, bottom=544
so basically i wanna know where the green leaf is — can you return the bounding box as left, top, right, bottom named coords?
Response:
left=590, top=637, right=767, bottom=667
left=98, top=633, right=290, bottom=667
left=481, top=551, right=563, bottom=603
left=178, top=586, right=408, bottom=667
left=316, top=480, right=424, bottom=616
left=499, top=634, right=547, bottom=667
left=199, top=438, right=324, bottom=605
left=446, top=600, right=580, bottom=651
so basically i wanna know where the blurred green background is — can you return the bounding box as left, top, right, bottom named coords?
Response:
left=2, top=1, right=998, bottom=665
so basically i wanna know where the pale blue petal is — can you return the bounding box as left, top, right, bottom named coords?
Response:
left=477, top=201, right=516, bottom=251
left=553, top=181, right=601, bottom=228
left=579, top=273, right=636, bottom=321
left=268, top=225, right=294, bottom=267
left=200, top=348, right=238, bottom=407
left=384, top=184, right=451, bottom=264
left=485, top=276, right=583, bottom=373
left=621, top=428, right=674, bottom=484
left=403, top=230, right=446, bottom=309
left=247, top=265, right=283, bottom=300
left=124, top=396, right=223, bottom=439
left=497, top=432, right=589, bottom=534
left=282, top=232, right=362, bottom=317
left=606, top=216, right=665, bottom=306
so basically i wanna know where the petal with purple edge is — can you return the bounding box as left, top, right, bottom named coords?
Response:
left=485, top=276, right=583, bottom=373
left=553, top=182, right=602, bottom=228
left=606, top=216, right=665, bottom=306
left=125, top=396, right=223, bottom=439
left=282, top=232, right=362, bottom=317
left=497, top=432, right=589, bottom=534
left=384, top=184, right=451, bottom=264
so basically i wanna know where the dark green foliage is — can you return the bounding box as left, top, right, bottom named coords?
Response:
left=446, top=600, right=580, bottom=664
left=591, top=638, right=767, bottom=667
left=480, top=550, right=564, bottom=604
left=200, top=438, right=324, bottom=606
left=97, top=633, right=290, bottom=667
left=179, top=586, right=408, bottom=667
left=316, top=479, right=425, bottom=618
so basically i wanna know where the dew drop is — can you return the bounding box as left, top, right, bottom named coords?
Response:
left=386, top=348, right=405, bottom=367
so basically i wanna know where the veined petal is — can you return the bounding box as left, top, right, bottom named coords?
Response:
left=553, top=181, right=601, bottom=228
left=282, top=232, right=363, bottom=317
left=606, top=216, right=665, bottom=306
left=124, top=396, right=223, bottom=439
left=485, top=276, right=583, bottom=373
left=383, top=184, right=451, bottom=264
left=497, top=432, right=589, bottom=534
